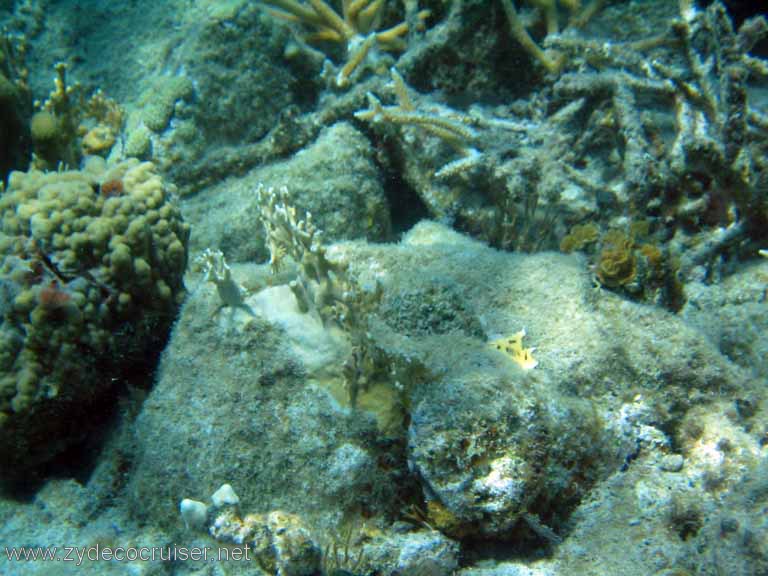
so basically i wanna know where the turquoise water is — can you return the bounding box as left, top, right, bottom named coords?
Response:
left=0, top=1, right=766, bottom=574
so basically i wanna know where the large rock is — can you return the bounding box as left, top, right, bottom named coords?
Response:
left=127, top=222, right=755, bottom=551
left=184, top=121, right=390, bottom=262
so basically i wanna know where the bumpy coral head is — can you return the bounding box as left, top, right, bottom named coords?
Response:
left=30, top=111, right=59, bottom=142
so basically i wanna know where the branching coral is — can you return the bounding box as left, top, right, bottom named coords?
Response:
left=499, top=0, right=606, bottom=74
left=548, top=0, right=768, bottom=276
left=256, top=183, right=351, bottom=320
left=194, top=248, right=254, bottom=317
left=355, top=69, right=579, bottom=251
left=259, top=0, right=430, bottom=87
left=355, top=67, right=481, bottom=178
left=256, top=184, right=390, bottom=406
left=255, top=183, right=381, bottom=323
left=30, top=63, right=124, bottom=169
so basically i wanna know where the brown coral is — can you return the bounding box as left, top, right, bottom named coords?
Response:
left=560, top=222, right=599, bottom=253
left=596, top=230, right=636, bottom=287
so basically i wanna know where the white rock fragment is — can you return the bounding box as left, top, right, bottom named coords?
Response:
left=180, top=498, right=209, bottom=530
left=211, top=483, right=240, bottom=508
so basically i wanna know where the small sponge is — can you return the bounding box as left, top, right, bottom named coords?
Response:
left=30, top=111, right=59, bottom=141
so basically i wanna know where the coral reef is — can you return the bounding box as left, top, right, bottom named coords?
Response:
left=344, top=0, right=768, bottom=285
left=0, top=158, right=188, bottom=476
left=0, top=1, right=767, bottom=575
left=259, top=0, right=431, bottom=87
left=127, top=221, right=757, bottom=564
left=551, top=1, right=768, bottom=273
left=30, top=63, right=124, bottom=169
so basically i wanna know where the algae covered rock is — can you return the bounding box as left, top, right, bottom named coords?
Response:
left=407, top=345, right=615, bottom=537
left=127, top=276, right=392, bottom=534
left=330, top=222, right=754, bottom=540
left=681, top=259, right=768, bottom=380
left=185, top=121, right=391, bottom=262
left=128, top=220, right=756, bottom=564
left=184, top=483, right=322, bottom=576
left=0, top=157, right=189, bottom=477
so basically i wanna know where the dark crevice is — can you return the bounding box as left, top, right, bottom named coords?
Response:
left=382, top=170, right=430, bottom=239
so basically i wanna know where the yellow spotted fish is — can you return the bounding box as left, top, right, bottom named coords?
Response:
left=489, top=329, right=538, bottom=370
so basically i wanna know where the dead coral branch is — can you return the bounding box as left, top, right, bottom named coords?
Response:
left=354, top=68, right=481, bottom=178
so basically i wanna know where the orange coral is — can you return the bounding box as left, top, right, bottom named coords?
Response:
left=38, top=280, right=71, bottom=311
left=100, top=179, right=124, bottom=198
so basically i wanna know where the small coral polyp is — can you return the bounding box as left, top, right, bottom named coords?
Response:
left=0, top=157, right=189, bottom=476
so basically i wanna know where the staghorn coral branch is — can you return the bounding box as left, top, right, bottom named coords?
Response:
left=354, top=68, right=483, bottom=179
left=499, top=0, right=565, bottom=74
left=259, top=0, right=431, bottom=88
left=499, top=0, right=605, bottom=74
left=261, top=0, right=327, bottom=28
left=356, top=0, right=385, bottom=33
left=355, top=91, right=476, bottom=151
left=337, top=34, right=377, bottom=87
left=307, top=0, right=357, bottom=39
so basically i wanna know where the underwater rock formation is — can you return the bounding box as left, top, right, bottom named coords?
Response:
left=0, top=1, right=766, bottom=575
left=184, top=122, right=391, bottom=263
left=129, top=221, right=755, bottom=558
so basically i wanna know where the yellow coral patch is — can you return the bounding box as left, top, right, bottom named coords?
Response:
left=489, top=329, right=538, bottom=370
left=82, top=125, right=116, bottom=155
left=597, top=230, right=636, bottom=287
